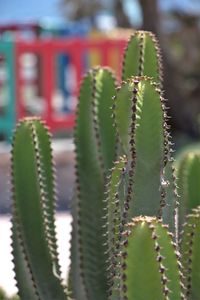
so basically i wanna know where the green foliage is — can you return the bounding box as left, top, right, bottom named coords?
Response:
left=8, top=30, right=200, bottom=300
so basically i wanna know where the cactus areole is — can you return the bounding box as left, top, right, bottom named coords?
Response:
left=10, top=31, right=199, bottom=300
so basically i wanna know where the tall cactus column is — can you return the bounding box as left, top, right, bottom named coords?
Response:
left=11, top=117, right=67, bottom=300
left=70, top=67, right=117, bottom=300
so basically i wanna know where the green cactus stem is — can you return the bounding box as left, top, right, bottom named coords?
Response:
left=70, top=67, right=117, bottom=300
left=114, top=77, right=170, bottom=218
left=162, top=160, right=180, bottom=239
left=120, top=216, right=184, bottom=300
left=11, top=117, right=66, bottom=300
left=180, top=207, right=200, bottom=300
left=176, top=153, right=200, bottom=229
left=104, top=156, right=127, bottom=299
left=122, top=31, right=163, bottom=84
left=122, top=31, right=179, bottom=234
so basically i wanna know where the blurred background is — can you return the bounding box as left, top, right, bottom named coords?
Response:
left=0, top=0, right=200, bottom=296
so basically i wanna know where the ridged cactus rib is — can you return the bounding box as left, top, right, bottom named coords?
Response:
left=114, top=77, right=168, bottom=218
left=71, top=67, right=117, bottom=300
left=162, top=161, right=180, bottom=237
left=95, top=67, right=117, bottom=171
left=161, top=109, right=179, bottom=236
left=69, top=201, right=87, bottom=300
left=11, top=223, right=39, bottom=299
left=177, top=153, right=200, bottom=229
left=121, top=217, right=184, bottom=300
left=106, top=156, right=127, bottom=253
left=34, top=120, right=61, bottom=276
left=71, top=71, right=104, bottom=300
left=122, top=31, right=163, bottom=84
left=181, top=207, right=200, bottom=300
left=104, top=156, right=127, bottom=299
left=11, top=118, right=66, bottom=300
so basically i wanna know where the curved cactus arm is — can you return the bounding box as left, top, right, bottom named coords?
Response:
left=176, top=153, right=200, bottom=230
left=180, top=207, right=200, bottom=299
left=122, top=31, right=163, bottom=84
left=11, top=118, right=67, bottom=300
left=71, top=67, right=117, bottom=300
left=114, top=77, right=168, bottom=219
left=120, top=216, right=184, bottom=300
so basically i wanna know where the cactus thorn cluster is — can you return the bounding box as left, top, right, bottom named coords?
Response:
left=8, top=30, right=200, bottom=300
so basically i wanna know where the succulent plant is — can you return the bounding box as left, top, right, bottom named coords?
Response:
left=9, top=30, right=200, bottom=300
left=180, top=207, right=200, bottom=300
left=11, top=118, right=67, bottom=299
left=176, top=153, right=200, bottom=229
left=120, top=216, right=183, bottom=300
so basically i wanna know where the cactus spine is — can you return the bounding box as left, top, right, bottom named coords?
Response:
left=121, top=217, right=183, bottom=300
left=11, top=118, right=66, bottom=300
left=9, top=30, right=200, bottom=300
left=176, top=153, right=200, bottom=228
left=180, top=207, right=200, bottom=299
left=122, top=31, right=163, bottom=84
left=71, top=67, right=117, bottom=300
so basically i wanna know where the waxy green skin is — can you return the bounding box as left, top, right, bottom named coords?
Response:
left=11, top=118, right=67, bottom=300
left=177, top=153, right=200, bottom=229
left=181, top=208, right=200, bottom=300
left=10, top=30, right=200, bottom=300
left=122, top=30, right=162, bottom=84
left=121, top=217, right=183, bottom=300
left=70, top=67, right=117, bottom=300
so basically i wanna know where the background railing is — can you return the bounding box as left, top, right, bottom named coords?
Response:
left=0, top=38, right=127, bottom=140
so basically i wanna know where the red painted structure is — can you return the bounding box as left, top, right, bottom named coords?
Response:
left=15, top=38, right=127, bottom=132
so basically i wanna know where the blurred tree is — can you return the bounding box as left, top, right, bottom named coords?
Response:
left=60, top=0, right=102, bottom=22
left=114, top=0, right=131, bottom=27
left=60, top=0, right=131, bottom=27
left=60, top=0, right=200, bottom=137
left=140, top=0, right=160, bottom=36
left=139, top=0, right=200, bottom=137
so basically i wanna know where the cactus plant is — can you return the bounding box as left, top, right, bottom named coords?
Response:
left=176, top=153, right=200, bottom=228
left=120, top=217, right=183, bottom=300
left=11, top=118, right=67, bottom=299
left=180, top=207, right=200, bottom=300
left=9, top=30, right=200, bottom=300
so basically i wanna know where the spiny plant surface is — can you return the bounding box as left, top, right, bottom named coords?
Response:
left=9, top=30, right=200, bottom=300
left=11, top=117, right=67, bottom=300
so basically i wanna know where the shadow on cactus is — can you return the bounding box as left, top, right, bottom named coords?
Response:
left=10, top=30, right=200, bottom=300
